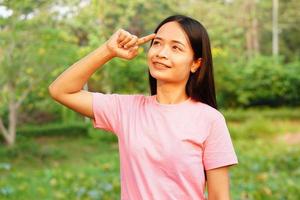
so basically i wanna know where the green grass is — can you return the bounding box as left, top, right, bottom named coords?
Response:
left=0, top=134, right=120, bottom=200
left=1, top=108, right=300, bottom=199
left=222, top=107, right=300, bottom=122
left=231, top=139, right=300, bottom=199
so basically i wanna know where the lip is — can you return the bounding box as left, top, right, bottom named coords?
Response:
left=152, top=61, right=171, bottom=70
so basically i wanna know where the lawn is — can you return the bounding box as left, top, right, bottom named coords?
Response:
left=1, top=108, right=300, bottom=200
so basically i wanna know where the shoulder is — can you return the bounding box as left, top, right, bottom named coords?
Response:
left=92, top=92, right=149, bottom=105
left=93, top=92, right=145, bottom=99
left=192, top=100, right=225, bottom=123
left=115, top=93, right=148, bottom=102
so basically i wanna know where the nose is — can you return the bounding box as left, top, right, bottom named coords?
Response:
left=156, top=46, right=169, bottom=59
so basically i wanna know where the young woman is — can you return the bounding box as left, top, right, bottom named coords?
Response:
left=49, top=15, right=238, bottom=200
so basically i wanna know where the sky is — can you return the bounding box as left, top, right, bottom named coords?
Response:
left=0, top=5, right=13, bottom=18
left=0, top=1, right=91, bottom=19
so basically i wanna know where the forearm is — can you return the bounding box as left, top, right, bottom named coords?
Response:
left=49, top=43, right=114, bottom=97
left=46, top=29, right=154, bottom=118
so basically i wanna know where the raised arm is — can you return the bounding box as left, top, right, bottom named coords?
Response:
left=48, top=29, right=155, bottom=118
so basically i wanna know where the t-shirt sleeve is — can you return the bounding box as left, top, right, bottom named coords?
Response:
left=203, top=114, right=238, bottom=170
left=92, top=92, right=130, bottom=136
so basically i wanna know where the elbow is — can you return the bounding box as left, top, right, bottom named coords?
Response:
left=48, top=84, right=60, bottom=100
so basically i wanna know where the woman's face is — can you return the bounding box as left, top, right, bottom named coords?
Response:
left=147, top=21, right=200, bottom=85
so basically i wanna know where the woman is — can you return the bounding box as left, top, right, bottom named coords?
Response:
left=49, top=14, right=238, bottom=200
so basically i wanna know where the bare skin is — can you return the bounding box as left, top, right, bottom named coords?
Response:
left=49, top=27, right=233, bottom=199
left=206, top=166, right=231, bottom=200
left=48, top=29, right=155, bottom=118
left=147, top=22, right=201, bottom=105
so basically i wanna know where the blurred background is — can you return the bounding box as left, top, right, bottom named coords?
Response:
left=0, top=0, right=299, bottom=199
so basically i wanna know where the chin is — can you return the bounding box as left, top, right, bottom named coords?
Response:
left=149, top=69, right=174, bottom=83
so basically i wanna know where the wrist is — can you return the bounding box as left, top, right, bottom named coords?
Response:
left=103, top=42, right=116, bottom=59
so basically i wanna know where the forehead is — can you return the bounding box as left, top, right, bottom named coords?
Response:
left=155, top=21, right=190, bottom=46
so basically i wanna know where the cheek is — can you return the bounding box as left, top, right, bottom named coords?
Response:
left=174, top=57, right=193, bottom=71
left=147, top=51, right=152, bottom=67
left=172, top=59, right=194, bottom=80
left=147, top=48, right=154, bottom=61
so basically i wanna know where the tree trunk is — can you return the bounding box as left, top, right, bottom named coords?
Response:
left=0, top=79, right=43, bottom=146
left=7, top=101, right=17, bottom=146
left=0, top=83, right=18, bottom=146
left=252, top=10, right=259, bottom=55
left=1, top=104, right=17, bottom=147
left=244, top=0, right=260, bottom=59
left=272, top=0, right=279, bottom=57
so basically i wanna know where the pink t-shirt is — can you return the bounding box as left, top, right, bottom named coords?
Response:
left=92, top=93, right=238, bottom=200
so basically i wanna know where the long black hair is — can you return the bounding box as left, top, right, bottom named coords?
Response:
left=148, top=14, right=218, bottom=109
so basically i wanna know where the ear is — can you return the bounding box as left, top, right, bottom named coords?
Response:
left=191, top=58, right=202, bottom=73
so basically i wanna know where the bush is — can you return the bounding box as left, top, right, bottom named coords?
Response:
left=17, top=122, right=89, bottom=137
left=229, top=116, right=277, bottom=140
left=223, top=107, right=300, bottom=122
left=0, top=136, right=67, bottom=161
left=216, top=55, right=300, bottom=108
left=87, top=127, right=118, bottom=143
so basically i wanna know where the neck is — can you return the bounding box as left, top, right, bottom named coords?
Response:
left=156, top=80, right=189, bottom=104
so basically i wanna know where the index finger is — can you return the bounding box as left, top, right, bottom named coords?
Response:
left=137, top=33, right=156, bottom=45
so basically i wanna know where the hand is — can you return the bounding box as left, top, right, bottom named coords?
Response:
left=105, top=29, right=156, bottom=60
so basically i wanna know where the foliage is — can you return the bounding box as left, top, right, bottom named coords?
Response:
left=16, top=122, right=89, bottom=137
left=1, top=108, right=300, bottom=199
left=0, top=0, right=80, bottom=137
left=222, top=107, right=300, bottom=122
left=96, top=48, right=150, bottom=94
left=1, top=0, right=299, bottom=129
left=231, top=139, right=300, bottom=199
left=216, top=55, right=300, bottom=107
left=0, top=134, right=120, bottom=199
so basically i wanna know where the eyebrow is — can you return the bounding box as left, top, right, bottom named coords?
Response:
left=154, top=37, right=186, bottom=47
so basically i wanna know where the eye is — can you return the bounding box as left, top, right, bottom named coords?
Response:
left=153, top=41, right=160, bottom=45
left=173, top=46, right=182, bottom=51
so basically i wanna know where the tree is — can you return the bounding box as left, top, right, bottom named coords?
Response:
left=0, top=0, right=78, bottom=146
left=272, top=0, right=279, bottom=57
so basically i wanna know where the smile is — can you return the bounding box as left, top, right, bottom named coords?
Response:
left=153, top=62, right=171, bottom=70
